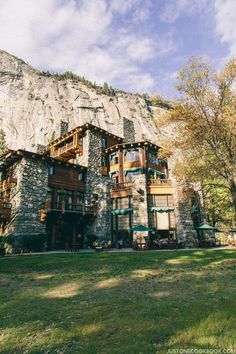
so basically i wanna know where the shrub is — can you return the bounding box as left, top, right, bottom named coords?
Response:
left=21, top=234, right=47, bottom=252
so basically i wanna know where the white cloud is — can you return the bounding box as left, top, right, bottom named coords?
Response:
left=160, top=0, right=208, bottom=23
left=214, top=0, right=236, bottom=57
left=0, top=0, right=176, bottom=93
left=132, top=7, right=150, bottom=23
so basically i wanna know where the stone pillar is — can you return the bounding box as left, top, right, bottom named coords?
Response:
left=5, top=157, right=48, bottom=251
left=60, top=121, right=69, bottom=136
left=132, top=174, right=148, bottom=241
left=82, top=129, right=112, bottom=241
left=171, top=176, right=199, bottom=247
left=123, top=117, right=135, bottom=143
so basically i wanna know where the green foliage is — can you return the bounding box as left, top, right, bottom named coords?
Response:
left=147, top=94, right=172, bottom=109
left=39, top=70, right=116, bottom=96
left=21, top=234, right=47, bottom=252
left=158, top=56, right=236, bottom=218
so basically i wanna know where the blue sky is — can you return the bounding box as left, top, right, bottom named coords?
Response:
left=0, top=0, right=235, bottom=97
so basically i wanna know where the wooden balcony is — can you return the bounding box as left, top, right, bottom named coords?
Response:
left=147, top=179, right=172, bottom=186
left=147, top=179, right=173, bottom=195
left=39, top=200, right=96, bottom=221
left=0, top=177, right=17, bottom=192
left=111, top=182, right=133, bottom=198
left=0, top=201, right=11, bottom=221
left=50, top=142, right=83, bottom=160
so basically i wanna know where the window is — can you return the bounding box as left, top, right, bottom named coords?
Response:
left=101, top=137, right=107, bottom=149
left=78, top=172, right=84, bottom=181
left=109, top=152, right=119, bottom=166
left=76, top=192, right=84, bottom=205
left=101, top=156, right=108, bottom=167
left=118, top=214, right=129, bottom=229
left=117, top=197, right=130, bottom=209
left=48, top=165, right=54, bottom=175
left=147, top=149, right=159, bottom=164
left=125, top=169, right=141, bottom=181
left=124, top=148, right=140, bottom=162
left=148, top=194, right=173, bottom=207
left=112, top=197, right=132, bottom=210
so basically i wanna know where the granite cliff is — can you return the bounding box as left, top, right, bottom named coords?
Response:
left=0, top=50, right=163, bottom=151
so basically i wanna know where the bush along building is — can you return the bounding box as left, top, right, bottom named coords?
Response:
left=0, top=119, right=201, bottom=252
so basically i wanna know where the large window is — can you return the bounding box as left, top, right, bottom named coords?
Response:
left=117, top=214, right=130, bottom=229
left=124, top=148, right=140, bottom=162
left=109, top=152, right=119, bottom=166
left=148, top=194, right=176, bottom=231
left=112, top=197, right=131, bottom=210
left=101, top=137, right=107, bottom=149
left=148, top=194, right=173, bottom=207
left=124, top=169, right=141, bottom=182
left=149, top=210, right=175, bottom=230
left=147, top=149, right=159, bottom=164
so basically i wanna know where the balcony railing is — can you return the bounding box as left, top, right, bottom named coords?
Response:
left=39, top=200, right=96, bottom=220
left=147, top=179, right=172, bottom=186
left=50, top=142, right=83, bottom=159
left=112, top=182, right=133, bottom=190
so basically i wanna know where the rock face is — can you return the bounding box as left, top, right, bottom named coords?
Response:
left=0, top=50, right=162, bottom=151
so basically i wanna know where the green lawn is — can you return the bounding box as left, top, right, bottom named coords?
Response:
left=0, top=250, right=236, bottom=354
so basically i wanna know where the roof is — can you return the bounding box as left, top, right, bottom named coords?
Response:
left=105, top=141, right=161, bottom=153
left=44, top=123, right=123, bottom=153
left=0, top=149, right=87, bottom=171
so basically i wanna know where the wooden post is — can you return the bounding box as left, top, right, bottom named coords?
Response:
left=118, top=149, right=124, bottom=183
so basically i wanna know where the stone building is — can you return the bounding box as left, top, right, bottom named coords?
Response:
left=0, top=122, right=200, bottom=252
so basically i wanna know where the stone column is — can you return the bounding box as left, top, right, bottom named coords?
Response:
left=82, top=129, right=113, bottom=241
left=5, top=157, right=48, bottom=251
left=132, top=174, right=149, bottom=241
left=171, top=176, right=199, bottom=247
left=123, top=118, right=135, bottom=143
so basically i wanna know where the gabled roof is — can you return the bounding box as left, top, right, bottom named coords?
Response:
left=0, top=149, right=87, bottom=171
left=44, top=123, right=123, bottom=153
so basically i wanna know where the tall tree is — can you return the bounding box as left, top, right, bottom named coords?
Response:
left=158, top=57, right=236, bottom=215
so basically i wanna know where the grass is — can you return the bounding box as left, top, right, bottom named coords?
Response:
left=0, top=249, right=236, bottom=354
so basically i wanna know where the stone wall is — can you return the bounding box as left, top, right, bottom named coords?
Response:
left=83, top=129, right=113, bottom=240
left=36, top=144, right=46, bottom=154
left=171, top=177, right=199, bottom=247
left=60, top=120, right=69, bottom=136
left=132, top=174, right=149, bottom=240
left=5, top=157, right=48, bottom=251
left=123, top=117, right=135, bottom=143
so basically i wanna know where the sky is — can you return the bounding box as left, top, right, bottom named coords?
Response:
left=0, top=0, right=235, bottom=97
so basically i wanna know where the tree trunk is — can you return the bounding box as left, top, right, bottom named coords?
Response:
left=229, top=178, right=236, bottom=214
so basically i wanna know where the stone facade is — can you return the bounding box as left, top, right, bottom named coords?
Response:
left=5, top=157, right=48, bottom=251
left=60, top=121, right=69, bottom=136
left=132, top=174, right=149, bottom=240
left=172, top=178, right=199, bottom=247
left=123, top=117, right=135, bottom=143
left=82, top=129, right=112, bottom=240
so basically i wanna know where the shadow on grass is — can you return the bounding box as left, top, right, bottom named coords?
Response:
left=0, top=249, right=235, bottom=353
